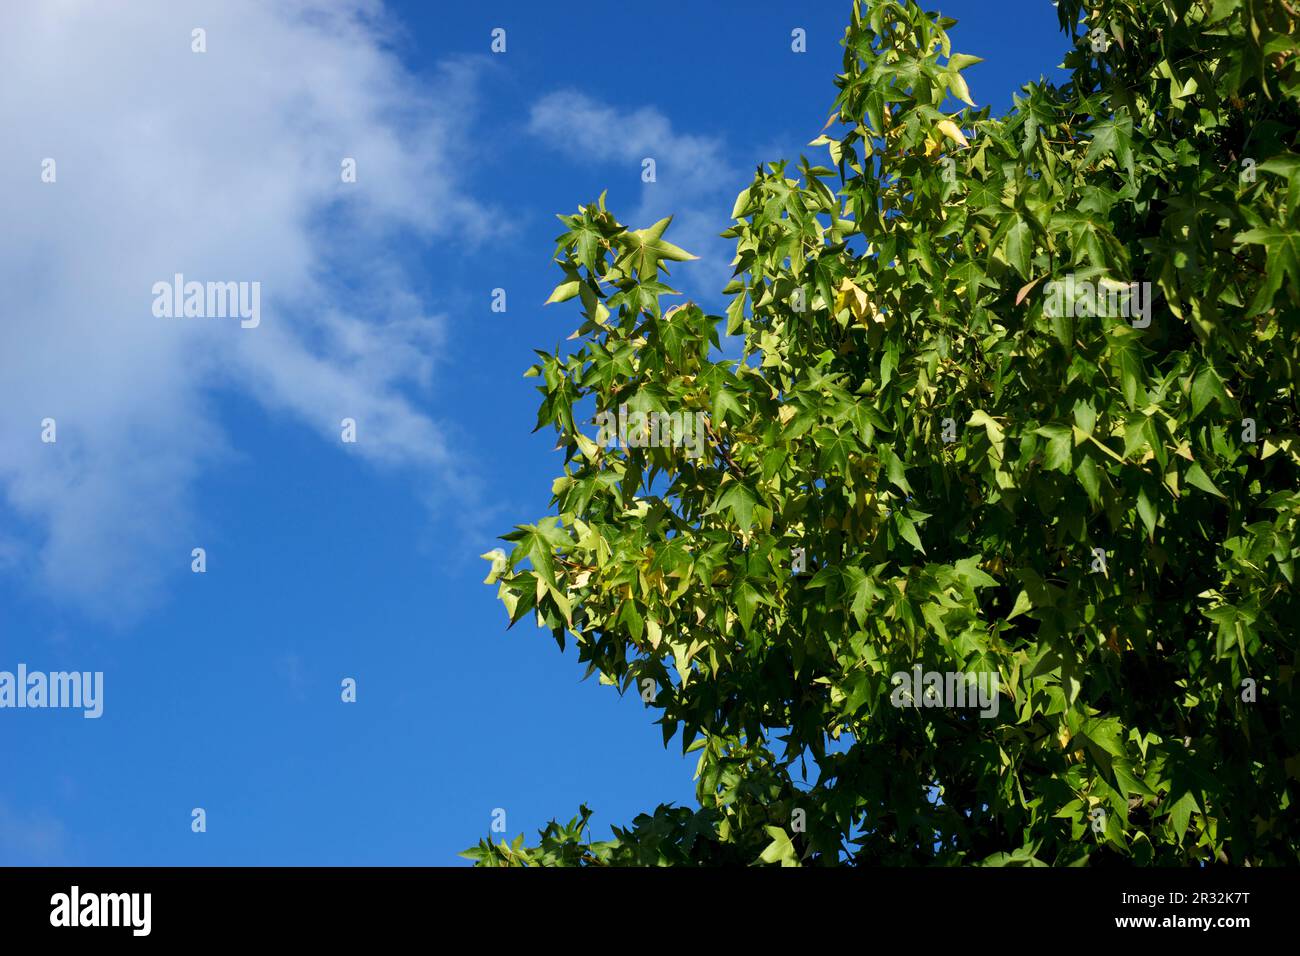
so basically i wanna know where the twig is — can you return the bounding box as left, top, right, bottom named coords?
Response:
left=704, top=415, right=745, bottom=478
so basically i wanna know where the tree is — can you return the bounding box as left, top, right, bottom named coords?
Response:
left=464, top=0, right=1300, bottom=866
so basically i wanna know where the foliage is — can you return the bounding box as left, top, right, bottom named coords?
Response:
left=463, top=0, right=1300, bottom=866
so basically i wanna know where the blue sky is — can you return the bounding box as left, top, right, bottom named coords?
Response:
left=0, top=0, right=1071, bottom=865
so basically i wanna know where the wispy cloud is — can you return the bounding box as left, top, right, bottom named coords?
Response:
left=0, top=0, right=498, bottom=619
left=527, top=91, right=742, bottom=298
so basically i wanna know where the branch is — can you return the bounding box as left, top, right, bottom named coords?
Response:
left=704, top=415, right=745, bottom=478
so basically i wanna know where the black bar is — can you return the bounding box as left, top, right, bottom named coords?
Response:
left=0, top=866, right=1285, bottom=941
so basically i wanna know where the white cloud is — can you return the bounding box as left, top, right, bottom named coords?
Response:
left=0, top=0, right=497, bottom=619
left=527, top=91, right=742, bottom=297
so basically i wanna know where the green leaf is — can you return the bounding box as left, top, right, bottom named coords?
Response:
left=969, top=410, right=1006, bottom=462
left=1185, top=462, right=1226, bottom=498
left=843, top=566, right=879, bottom=626
left=1075, top=454, right=1102, bottom=504
left=1114, top=763, right=1157, bottom=799
left=1082, top=717, right=1126, bottom=758
left=1168, top=791, right=1198, bottom=843
left=882, top=446, right=912, bottom=492
left=615, top=216, right=699, bottom=280
left=1190, top=366, right=1229, bottom=418
left=545, top=280, right=581, bottom=305
left=897, top=514, right=925, bottom=553
left=1007, top=590, right=1033, bottom=620
left=1036, top=424, right=1073, bottom=473
left=947, top=53, right=984, bottom=71
left=1136, top=487, right=1158, bottom=537
left=953, top=555, right=998, bottom=589
left=758, top=826, right=799, bottom=866
left=480, top=548, right=509, bottom=584
left=947, top=70, right=975, bottom=106
left=715, top=482, right=760, bottom=530
left=1004, top=219, right=1033, bottom=279
left=712, top=388, right=744, bottom=425
left=735, top=580, right=761, bottom=634
left=1083, top=112, right=1134, bottom=170
left=731, top=187, right=752, bottom=220
left=1236, top=226, right=1300, bottom=314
